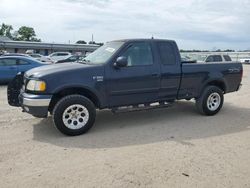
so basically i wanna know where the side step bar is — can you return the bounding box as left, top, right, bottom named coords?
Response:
left=111, top=102, right=174, bottom=114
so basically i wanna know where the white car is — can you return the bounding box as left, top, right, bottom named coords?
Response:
left=240, top=58, right=250, bottom=64
left=48, top=52, right=72, bottom=62
left=29, top=53, right=52, bottom=63
left=196, top=54, right=232, bottom=63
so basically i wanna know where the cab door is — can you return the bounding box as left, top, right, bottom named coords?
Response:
left=156, top=41, right=182, bottom=100
left=105, top=41, right=161, bottom=107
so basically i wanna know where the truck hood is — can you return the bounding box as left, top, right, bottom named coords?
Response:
left=25, top=62, right=94, bottom=78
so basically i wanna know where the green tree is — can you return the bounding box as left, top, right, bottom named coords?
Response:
left=76, top=40, right=87, bottom=44
left=15, top=26, right=41, bottom=42
left=0, top=23, right=13, bottom=39
left=88, top=41, right=95, bottom=44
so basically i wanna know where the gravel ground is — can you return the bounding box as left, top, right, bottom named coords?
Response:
left=0, top=65, right=250, bottom=188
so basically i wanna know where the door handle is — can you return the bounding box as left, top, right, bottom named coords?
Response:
left=9, top=66, right=16, bottom=70
left=151, top=73, right=159, bottom=77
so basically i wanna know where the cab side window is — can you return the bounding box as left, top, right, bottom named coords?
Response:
left=158, top=42, right=176, bottom=65
left=121, top=42, right=153, bottom=66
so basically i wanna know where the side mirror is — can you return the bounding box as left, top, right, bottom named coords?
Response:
left=114, top=56, right=128, bottom=68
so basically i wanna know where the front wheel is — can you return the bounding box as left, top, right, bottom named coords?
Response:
left=196, top=86, right=224, bottom=116
left=52, top=95, right=96, bottom=136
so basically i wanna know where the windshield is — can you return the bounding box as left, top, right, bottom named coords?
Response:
left=83, top=41, right=124, bottom=64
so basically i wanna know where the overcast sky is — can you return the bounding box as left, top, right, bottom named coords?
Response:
left=0, top=0, right=250, bottom=50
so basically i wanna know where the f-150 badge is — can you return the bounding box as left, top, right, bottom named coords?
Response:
left=93, top=76, right=104, bottom=82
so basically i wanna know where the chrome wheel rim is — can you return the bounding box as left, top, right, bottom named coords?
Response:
left=207, top=93, right=221, bottom=111
left=62, top=104, right=89, bottom=130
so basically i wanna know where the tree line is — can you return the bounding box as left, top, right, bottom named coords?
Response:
left=0, top=23, right=41, bottom=42
left=0, top=23, right=103, bottom=45
left=180, top=49, right=236, bottom=53
left=76, top=40, right=104, bottom=46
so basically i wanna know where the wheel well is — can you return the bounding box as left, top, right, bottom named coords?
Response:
left=49, top=87, right=100, bottom=112
left=206, top=80, right=226, bottom=93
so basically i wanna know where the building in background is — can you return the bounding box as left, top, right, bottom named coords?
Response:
left=0, top=36, right=99, bottom=55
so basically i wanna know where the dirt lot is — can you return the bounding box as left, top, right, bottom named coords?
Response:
left=0, top=65, right=250, bottom=188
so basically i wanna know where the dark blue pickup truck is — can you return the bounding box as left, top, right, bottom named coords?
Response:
left=8, top=39, right=243, bottom=136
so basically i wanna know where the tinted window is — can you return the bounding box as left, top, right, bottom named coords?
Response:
left=0, top=59, right=17, bottom=66
left=0, top=60, right=4, bottom=66
left=58, top=53, right=68, bottom=56
left=30, top=54, right=41, bottom=58
left=206, top=55, right=223, bottom=62
left=121, top=42, right=153, bottom=66
left=18, top=59, right=30, bottom=65
left=223, top=55, right=231, bottom=61
left=214, top=55, right=223, bottom=62
left=206, top=56, right=214, bottom=62
left=158, top=42, right=176, bottom=65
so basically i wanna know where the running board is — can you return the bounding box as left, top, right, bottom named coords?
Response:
left=111, top=102, right=174, bottom=114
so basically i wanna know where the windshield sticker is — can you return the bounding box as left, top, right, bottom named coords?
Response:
left=105, top=47, right=115, bottom=53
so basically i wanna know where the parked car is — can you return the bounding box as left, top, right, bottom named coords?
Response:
left=197, top=54, right=232, bottom=63
left=3, top=53, right=30, bottom=57
left=48, top=52, right=72, bottom=62
left=8, top=39, right=243, bottom=136
left=240, top=58, right=250, bottom=64
left=55, top=55, right=86, bottom=63
left=29, top=53, right=52, bottom=63
left=0, top=50, right=5, bottom=56
left=0, top=56, right=47, bottom=84
left=181, top=56, right=197, bottom=63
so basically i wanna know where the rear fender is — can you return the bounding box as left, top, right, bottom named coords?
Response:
left=199, top=77, right=227, bottom=98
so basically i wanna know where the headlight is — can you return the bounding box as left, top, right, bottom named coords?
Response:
left=26, top=80, right=46, bottom=92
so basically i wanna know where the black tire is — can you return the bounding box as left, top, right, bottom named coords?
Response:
left=52, top=94, right=96, bottom=136
left=196, top=86, right=224, bottom=116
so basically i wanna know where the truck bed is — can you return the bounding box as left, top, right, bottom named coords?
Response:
left=178, top=61, right=243, bottom=99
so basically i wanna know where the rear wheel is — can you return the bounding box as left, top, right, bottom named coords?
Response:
left=196, top=86, right=224, bottom=116
left=52, top=95, right=96, bottom=136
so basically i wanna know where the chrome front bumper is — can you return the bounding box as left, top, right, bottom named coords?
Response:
left=19, top=92, right=52, bottom=118
left=22, top=96, right=51, bottom=107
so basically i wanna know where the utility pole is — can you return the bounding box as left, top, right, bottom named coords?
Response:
left=92, top=34, right=94, bottom=43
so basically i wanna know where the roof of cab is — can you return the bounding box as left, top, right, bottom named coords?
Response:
left=110, top=38, right=175, bottom=43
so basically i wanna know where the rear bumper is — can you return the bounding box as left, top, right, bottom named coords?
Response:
left=19, top=92, right=52, bottom=118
